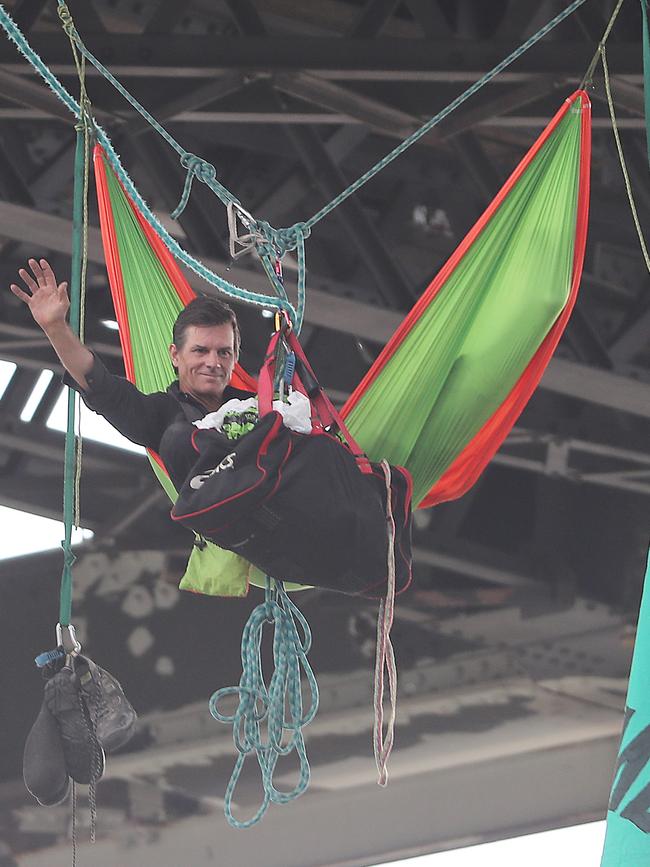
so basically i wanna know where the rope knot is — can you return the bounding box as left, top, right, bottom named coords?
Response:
left=56, top=3, right=76, bottom=37
left=61, top=541, right=77, bottom=571
left=180, top=152, right=217, bottom=183
left=255, top=221, right=311, bottom=258
left=172, top=153, right=219, bottom=220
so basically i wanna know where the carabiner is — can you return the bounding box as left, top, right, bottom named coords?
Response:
left=56, top=622, right=82, bottom=656
left=227, top=200, right=259, bottom=260
left=273, top=309, right=292, bottom=335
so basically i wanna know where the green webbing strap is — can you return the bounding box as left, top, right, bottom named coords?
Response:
left=642, top=0, right=650, bottom=167
left=58, top=2, right=92, bottom=627
left=579, top=0, right=627, bottom=88
left=59, top=124, right=86, bottom=626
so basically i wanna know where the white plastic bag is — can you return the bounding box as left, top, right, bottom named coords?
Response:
left=273, top=390, right=312, bottom=434
left=192, top=397, right=258, bottom=432
left=193, top=391, right=312, bottom=435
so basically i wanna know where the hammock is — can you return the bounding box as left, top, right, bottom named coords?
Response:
left=343, top=89, right=591, bottom=507
left=93, top=90, right=590, bottom=592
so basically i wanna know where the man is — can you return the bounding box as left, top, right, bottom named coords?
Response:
left=11, top=258, right=253, bottom=487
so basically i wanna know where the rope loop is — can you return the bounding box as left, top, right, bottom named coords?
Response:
left=74, top=96, right=93, bottom=132
left=208, top=578, right=318, bottom=828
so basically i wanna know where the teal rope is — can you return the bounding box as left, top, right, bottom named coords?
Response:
left=51, top=0, right=591, bottom=238
left=0, top=3, right=298, bottom=324
left=209, top=579, right=319, bottom=829
left=0, top=0, right=593, bottom=328
left=303, top=0, right=591, bottom=232
left=54, top=0, right=310, bottom=327
left=56, top=1, right=237, bottom=210
left=59, top=124, right=86, bottom=626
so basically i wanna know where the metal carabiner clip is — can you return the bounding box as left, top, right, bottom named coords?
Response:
left=273, top=309, right=292, bottom=335
left=56, top=622, right=82, bottom=657
left=227, top=200, right=259, bottom=260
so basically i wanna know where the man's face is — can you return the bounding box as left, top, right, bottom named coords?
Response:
left=169, top=323, right=237, bottom=409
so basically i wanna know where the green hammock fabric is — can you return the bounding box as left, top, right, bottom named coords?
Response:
left=343, top=92, right=590, bottom=507
left=95, top=148, right=269, bottom=597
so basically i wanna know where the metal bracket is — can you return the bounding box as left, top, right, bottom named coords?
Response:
left=227, top=200, right=260, bottom=260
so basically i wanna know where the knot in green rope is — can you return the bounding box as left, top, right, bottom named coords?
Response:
left=171, top=153, right=221, bottom=221
left=74, top=96, right=93, bottom=131
left=61, top=542, right=76, bottom=571
left=56, top=2, right=76, bottom=38
left=254, top=221, right=311, bottom=258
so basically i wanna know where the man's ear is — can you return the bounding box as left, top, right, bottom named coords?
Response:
left=169, top=343, right=178, bottom=368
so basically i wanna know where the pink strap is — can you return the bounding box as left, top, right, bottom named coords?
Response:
left=283, top=330, right=368, bottom=464
left=256, top=329, right=371, bottom=470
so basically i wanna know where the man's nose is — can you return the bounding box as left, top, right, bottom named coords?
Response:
left=205, top=352, right=222, bottom=369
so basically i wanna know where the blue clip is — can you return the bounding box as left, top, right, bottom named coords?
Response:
left=35, top=648, right=65, bottom=668
left=284, top=351, right=296, bottom=385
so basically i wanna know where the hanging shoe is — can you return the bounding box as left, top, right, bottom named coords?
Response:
left=43, top=662, right=105, bottom=785
left=76, top=656, right=137, bottom=753
left=23, top=699, right=70, bottom=806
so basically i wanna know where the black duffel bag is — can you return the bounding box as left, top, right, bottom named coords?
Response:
left=171, top=328, right=413, bottom=597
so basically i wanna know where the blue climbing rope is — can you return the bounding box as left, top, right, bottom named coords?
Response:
left=301, top=0, right=591, bottom=232
left=0, top=3, right=300, bottom=326
left=54, top=0, right=592, bottom=235
left=0, top=0, right=592, bottom=336
left=209, top=579, right=319, bottom=828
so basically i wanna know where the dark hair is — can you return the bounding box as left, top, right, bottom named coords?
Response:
left=172, top=295, right=240, bottom=356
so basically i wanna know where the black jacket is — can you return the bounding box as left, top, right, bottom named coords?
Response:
left=65, top=355, right=254, bottom=490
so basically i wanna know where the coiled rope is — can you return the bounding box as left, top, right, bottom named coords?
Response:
left=209, top=579, right=319, bottom=828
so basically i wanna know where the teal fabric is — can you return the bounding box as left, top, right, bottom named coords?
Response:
left=601, top=550, right=650, bottom=866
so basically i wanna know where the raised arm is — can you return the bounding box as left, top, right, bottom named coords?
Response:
left=10, top=258, right=93, bottom=390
